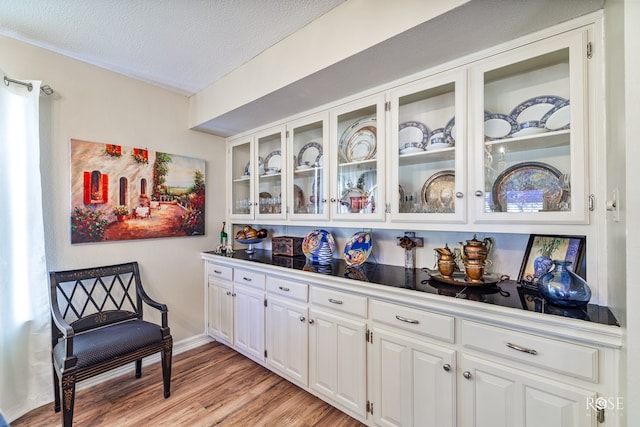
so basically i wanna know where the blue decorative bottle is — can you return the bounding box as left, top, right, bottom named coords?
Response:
left=538, top=260, right=591, bottom=307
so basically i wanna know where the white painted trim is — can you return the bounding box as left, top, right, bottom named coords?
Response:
left=77, top=334, right=214, bottom=391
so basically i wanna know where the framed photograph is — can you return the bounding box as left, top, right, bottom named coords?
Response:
left=518, top=234, right=586, bottom=284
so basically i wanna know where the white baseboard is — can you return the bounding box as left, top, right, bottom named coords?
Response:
left=77, top=334, right=214, bottom=391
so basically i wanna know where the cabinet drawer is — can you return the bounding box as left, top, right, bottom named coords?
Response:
left=207, top=262, right=232, bottom=282
left=461, top=320, right=598, bottom=382
left=310, top=286, right=367, bottom=318
left=266, top=277, right=308, bottom=302
left=234, top=268, right=266, bottom=290
left=370, top=300, right=454, bottom=343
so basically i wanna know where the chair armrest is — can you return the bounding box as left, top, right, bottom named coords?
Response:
left=49, top=292, right=75, bottom=338
left=50, top=301, right=77, bottom=362
left=137, top=285, right=169, bottom=328
left=50, top=300, right=75, bottom=339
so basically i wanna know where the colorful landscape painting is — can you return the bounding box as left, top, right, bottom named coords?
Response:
left=70, top=139, right=206, bottom=243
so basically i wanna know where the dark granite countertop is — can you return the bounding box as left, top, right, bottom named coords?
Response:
left=203, top=249, right=619, bottom=327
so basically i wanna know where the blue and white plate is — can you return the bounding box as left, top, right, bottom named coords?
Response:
left=484, top=113, right=519, bottom=140
left=298, top=141, right=323, bottom=167
left=510, top=120, right=547, bottom=137
left=243, top=156, right=264, bottom=176
left=399, top=121, right=430, bottom=149
left=425, top=127, right=454, bottom=150
left=344, top=231, right=373, bottom=266
left=540, top=99, right=570, bottom=131
left=509, top=95, right=567, bottom=123
left=444, top=116, right=456, bottom=145
left=302, top=229, right=336, bottom=264
left=264, top=150, right=282, bottom=171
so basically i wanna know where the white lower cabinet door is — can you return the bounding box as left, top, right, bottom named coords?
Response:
left=459, top=353, right=598, bottom=427
left=233, top=284, right=265, bottom=363
left=207, top=281, right=234, bottom=345
left=371, top=327, right=456, bottom=427
left=309, top=308, right=367, bottom=418
left=265, top=296, right=308, bottom=386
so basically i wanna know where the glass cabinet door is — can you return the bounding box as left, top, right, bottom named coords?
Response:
left=471, top=28, right=588, bottom=224
left=288, top=112, right=329, bottom=220
left=255, top=125, right=286, bottom=220
left=330, top=94, right=386, bottom=221
left=229, top=136, right=254, bottom=219
left=389, top=69, right=467, bottom=223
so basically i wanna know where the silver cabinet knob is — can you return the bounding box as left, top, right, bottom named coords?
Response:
left=322, top=199, right=327, bottom=203
left=226, top=291, right=231, bottom=296
left=443, top=364, right=451, bottom=372
left=330, top=198, right=337, bottom=203
left=308, top=319, right=315, bottom=324
left=299, top=316, right=306, bottom=322
left=456, top=192, right=463, bottom=198
left=475, top=190, right=483, bottom=197
left=463, top=371, right=472, bottom=379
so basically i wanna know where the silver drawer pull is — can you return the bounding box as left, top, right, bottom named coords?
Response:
left=213, top=270, right=222, bottom=274
left=506, top=342, right=538, bottom=355
left=278, top=286, right=290, bottom=292
left=243, top=277, right=252, bottom=282
left=395, top=315, right=419, bottom=324
left=328, top=298, right=343, bottom=305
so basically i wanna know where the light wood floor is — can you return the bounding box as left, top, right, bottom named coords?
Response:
left=13, top=341, right=365, bottom=426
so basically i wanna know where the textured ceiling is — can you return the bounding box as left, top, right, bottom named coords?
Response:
left=0, top=0, right=346, bottom=96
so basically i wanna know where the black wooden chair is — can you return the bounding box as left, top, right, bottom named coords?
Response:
left=49, top=262, right=172, bottom=427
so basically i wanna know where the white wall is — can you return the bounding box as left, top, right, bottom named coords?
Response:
left=0, top=34, right=226, bottom=342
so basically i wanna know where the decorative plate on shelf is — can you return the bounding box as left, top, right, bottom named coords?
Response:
left=298, top=141, right=323, bottom=167
left=540, top=99, right=571, bottom=131
left=491, top=161, right=566, bottom=212
left=509, top=95, right=567, bottom=123
left=421, top=170, right=455, bottom=213
left=339, top=117, right=377, bottom=162
left=443, top=116, right=456, bottom=145
left=264, top=150, right=282, bottom=171
left=343, top=231, right=373, bottom=266
left=243, top=156, right=264, bottom=176
left=425, top=127, right=451, bottom=150
left=399, top=121, right=430, bottom=149
left=510, top=120, right=547, bottom=137
left=302, top=229, right=336, bottom=264
left=484, top=113, right=518, bottom=140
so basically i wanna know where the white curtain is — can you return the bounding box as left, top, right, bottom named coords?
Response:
left=0, top=73, right=51, bottom=422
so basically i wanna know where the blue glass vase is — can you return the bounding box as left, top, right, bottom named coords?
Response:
left=538, top=260, right=591, bottom=307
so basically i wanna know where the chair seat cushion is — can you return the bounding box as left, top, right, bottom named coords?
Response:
left=53, top=320, right=163, bottom=369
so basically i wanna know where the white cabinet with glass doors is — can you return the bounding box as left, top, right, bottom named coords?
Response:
left=287, top=112, right=330, bottom=221
left=389, top=69, right=467, bottom=224
left=228, top=23, right=595, bottom=229
left=329, top=94, right=387, bottom=222
left=469, top=27, right=590, bottom=224
left=228, top=125, right=286, bottom=221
